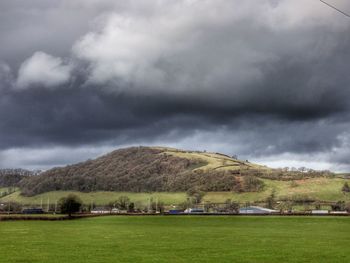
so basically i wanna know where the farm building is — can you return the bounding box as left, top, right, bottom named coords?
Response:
left=22, top=208, right=44, bottom=214
left=184, top=208, right=204, bottom=214
left=329, top=211, right=348, bottom=215
left=111, top=208, right=120, bottom=214
left=311, top=210, right=329, bottom=215
left=239, top=206, right=278, bottom=214
left=91, top=207, right=110, bottom=214
left=168, top=209, right=183, bottom=214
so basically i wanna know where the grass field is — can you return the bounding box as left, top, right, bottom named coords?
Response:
left=1, top=177, right=349, bottom=207
left=204, top=178, right=350, bottom=203
left=0, top=216, right=349, bottom=263
left=0, top=191, right=187, bottom=206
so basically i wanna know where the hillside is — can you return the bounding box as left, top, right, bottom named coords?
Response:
left=18, top=146, right=272, bottom=196
left=0, top=169, right=38, bottom=188
left=16, top=146, right=339, bottom=197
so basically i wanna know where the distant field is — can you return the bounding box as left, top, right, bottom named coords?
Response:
left=205, top=178, right=350, bottom=203
left=0, top=191, right=187, bottom=206
left=0, top=216, right=349, bottom=263
left=1, top=177, right=349, bottom=207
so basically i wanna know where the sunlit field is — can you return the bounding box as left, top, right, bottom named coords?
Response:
left=0, top=216, right=349, bottom=263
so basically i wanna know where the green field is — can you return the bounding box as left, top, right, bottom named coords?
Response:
left=1, top=177, right=349, bottom=207
left=0, top=191, right=187, bottom=206
left=0, top=216, right=349, bottom=262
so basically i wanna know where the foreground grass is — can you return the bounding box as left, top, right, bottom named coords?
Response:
left=0, top=216, right=349, bottom=263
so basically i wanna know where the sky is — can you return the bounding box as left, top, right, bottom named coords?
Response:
left=0, top=0, right=350, bottom=171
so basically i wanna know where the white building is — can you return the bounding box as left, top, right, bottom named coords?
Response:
left=239, top=206, right=278, bottom=214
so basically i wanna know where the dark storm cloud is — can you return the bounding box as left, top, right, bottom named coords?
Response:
left=1, top=0, right=350, bottom=170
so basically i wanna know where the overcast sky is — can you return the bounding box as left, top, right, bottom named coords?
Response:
left=0, top=0, right=350, bottom=171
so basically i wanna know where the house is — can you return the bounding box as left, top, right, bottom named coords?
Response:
left=22, top=208, right=44, bottom=214
left=184, top=208, right=204, bottom=214
left=239, top=206, right=278, bottom=214
left=168, top=209, right=183, bottom=214
left=111, top=208, right=120, bottom=214
left=311, top=210, right=329, bottom=215
left=91, top=207, right=110, bottom=214
left=329, top=211, right=348, bottom=215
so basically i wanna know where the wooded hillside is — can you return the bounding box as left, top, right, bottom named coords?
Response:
left=17, top=146, right=336, bottom=196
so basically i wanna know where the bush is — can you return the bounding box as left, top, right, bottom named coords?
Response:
left=224, top=199, right=240, bottom=213
left=345, top=203, right=350, bottom=213
left=266, top=190, right=276, bottom=209
left=59, top=194, right=82, bottom=216
left=187, top=189, right=206, bottom=204
left=331, top=201, right=345, bottom=211
left=242, top=176, right=265, bottom=192
left=0, top=202, right=22, bottom=212
left=342, top=182, right=350, bottom=193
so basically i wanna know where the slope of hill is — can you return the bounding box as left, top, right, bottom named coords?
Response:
left=18, top=147, right=256, bottom=196
left=17, top=146, right=338, bottom=197
left=0, top=169, right=38, bottom=188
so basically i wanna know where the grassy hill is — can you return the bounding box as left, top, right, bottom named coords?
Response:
left=18, top=146, right=276, bottom=196
left=1, top=146, right=349, bottom=207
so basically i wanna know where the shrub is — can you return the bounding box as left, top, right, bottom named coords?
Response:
left=242, top=176, right=265, bottom=192
left=342, top=182, right=350, bottom=193
left=59, top=194, right=82, bottom=217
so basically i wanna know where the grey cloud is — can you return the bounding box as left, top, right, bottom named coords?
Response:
left=0, top=0, right=350, bottom=171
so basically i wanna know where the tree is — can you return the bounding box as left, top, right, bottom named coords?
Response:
left=59, top=194, right=82, bottom=217
left=224, top=199, right=240, bottom=213
left=266, top=189, right=276, bottom=209
left=342, top=182, right=350, bottom=193
left=277, top=201, right=293, bottom=213
left=116, top=196, right=130, bottom=210
left=128, top=202, right=135, bottom=212
left=331, top=201, right=345, bottom=211
left=150, top=201, right=165, bottom=213
left=242, top=176, right=265, bottom=192
left=345, top=203, right=350, bottom=213
left=314, top=201, right=321, bottom=210
left=187, top=188, right=205, bottom=204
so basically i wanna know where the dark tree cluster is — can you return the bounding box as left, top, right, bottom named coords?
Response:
left=59, top=194, right=82, bottom=216
left=20, top=147, right=204, bottom=195
left=241, top=168, right=334, bottom=181
left=0, top=169, right=39, bottom=187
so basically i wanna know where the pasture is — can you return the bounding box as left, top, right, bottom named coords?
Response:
left=0, top=216, right=349, bottom=263
left=1, top=177, right=349, bottom=207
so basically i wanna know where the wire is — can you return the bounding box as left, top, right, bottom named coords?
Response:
left=319, top=0, right=350, bottom=18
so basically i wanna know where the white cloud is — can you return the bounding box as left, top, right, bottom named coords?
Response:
left=72, top=0, right=348, bottom=95
left=72, top=0, right=273, bottom=92
left=16, top=51, right=71, bottom=89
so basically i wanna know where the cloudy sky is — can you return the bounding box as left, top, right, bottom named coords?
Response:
left=0, top=0, right=350, bottom=171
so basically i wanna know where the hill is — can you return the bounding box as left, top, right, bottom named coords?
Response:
left=0, top=169, right=38, bottom=188
left=18, top=146, right=337, bottom=197
left=18, top=146, right=262, bottom=196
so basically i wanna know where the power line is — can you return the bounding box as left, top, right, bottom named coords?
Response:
left=319, top=0, right=350, bottom=18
